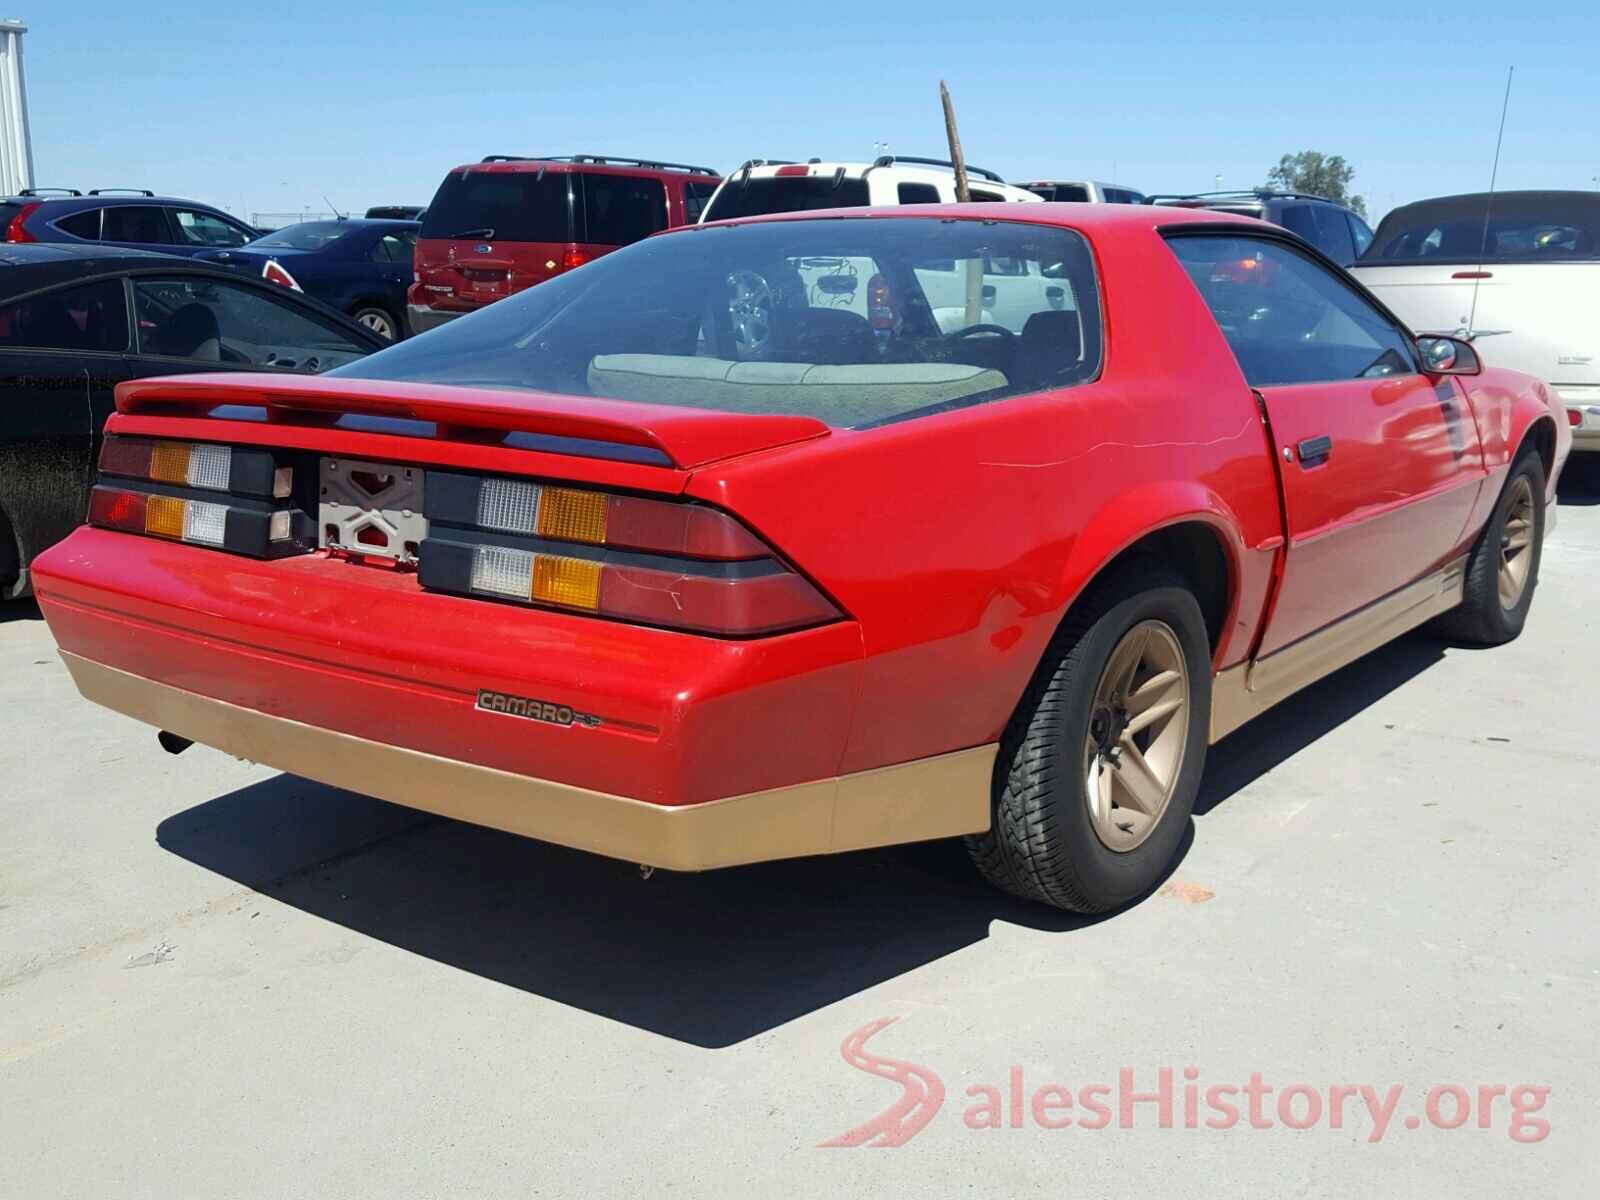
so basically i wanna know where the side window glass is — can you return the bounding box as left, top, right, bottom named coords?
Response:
left=173, top=209, right=250, bottom=248
left=101, top=206, right=172, bottom=244
left=968, top=189, right=1006, bottom=203
left=1349, top=215, right=1375, bottom=259
left=897, top=182, right=941, bottom=204
left=368, top=234, right=412, bottom=264
left=1167, top=236, right=1419, bottom=387
left=683, top=181, right=717, bottom=223
left=56, top=209, right=102, bottom=240
left=579, top=175, right=668, bottom=245
left=0, top=278, right=129, bottom=352
left=1277, top=204, right=1319, bottom=246
left=132, top=276, right=370, bottom=370
left=1313, top=206, right=1356, bottom=264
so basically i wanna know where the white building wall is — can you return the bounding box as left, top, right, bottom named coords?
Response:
left=0, top=19, right=34, bottom=196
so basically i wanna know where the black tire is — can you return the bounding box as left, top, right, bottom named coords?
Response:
left=352, top=305, right=401, bottom=341
left=967, top=560, right=1211, bottom=912
left=1434, top=449, right=1545, bottom=646
left=0, top=505, right=20, bottom=600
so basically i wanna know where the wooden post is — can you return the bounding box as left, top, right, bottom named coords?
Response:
left=939, top=80, right=970, bottom=203
left=941, top=80, right=983, bottom=326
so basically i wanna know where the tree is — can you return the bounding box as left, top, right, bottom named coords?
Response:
left=1264, top=151, right=1367, bottom=217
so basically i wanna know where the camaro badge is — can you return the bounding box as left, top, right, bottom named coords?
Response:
left=475, top=689, right=602, bottom=728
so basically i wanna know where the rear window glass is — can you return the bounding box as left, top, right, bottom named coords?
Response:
left=254, top=221, right=355, bottom=250
left=578, top=174, right=667, bottom=245
left=420, top=170, right=572, bottom=243
left=333, top=216, right=1102, bottom=428
left=1362, top=192, right=1600, bottom=264
left=702, top=177, right=872, bottom=222
left=1031, top=184, right=1089, bottom=202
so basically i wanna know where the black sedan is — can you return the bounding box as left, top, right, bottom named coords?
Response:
left=0, top=244, right=386, bottom=599
left=197, top=218, right=419, bottom=341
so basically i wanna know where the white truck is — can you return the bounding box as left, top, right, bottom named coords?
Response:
left=1351, top=190, right=1600, bottom=451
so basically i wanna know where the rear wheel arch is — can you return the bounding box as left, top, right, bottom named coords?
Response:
left=1522, top=414, right=1556, bottom=480
left=1057, top=508, right=1242, bottom=659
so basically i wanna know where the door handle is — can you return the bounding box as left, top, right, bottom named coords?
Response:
left=1296, top=435, right=1332, bottom=463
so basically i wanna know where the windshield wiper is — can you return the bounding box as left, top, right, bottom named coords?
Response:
left=443, top=227, right=495, bottom=240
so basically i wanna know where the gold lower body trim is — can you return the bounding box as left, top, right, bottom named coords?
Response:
left=1210, top=556, right=1467, bottom=742
left=60, top=653, right=994, bottom=871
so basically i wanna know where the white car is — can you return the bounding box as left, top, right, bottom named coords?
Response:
left=1024, top=180, right=1147, bottom=204
left=1351, top=191, right=1600, bottom=451
left=697, top=156, right=1043, bottom=224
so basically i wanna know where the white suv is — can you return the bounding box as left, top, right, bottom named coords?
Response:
left=698, top=156, right=1042, bottom=223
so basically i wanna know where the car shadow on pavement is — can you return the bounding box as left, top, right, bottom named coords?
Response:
left=0, top=598, right=42, bottom=623
left=1195, top=631, right=1444, bottom=815
left=156, top=634, right=1445, bottom=1049
left=1556, top=453, right=1600, bottom=506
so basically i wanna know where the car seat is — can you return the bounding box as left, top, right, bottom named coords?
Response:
left=147, top=302, right=221, bottom=360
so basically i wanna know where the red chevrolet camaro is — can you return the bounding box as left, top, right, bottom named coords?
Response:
left=32, top=204, right=1570, bottom=912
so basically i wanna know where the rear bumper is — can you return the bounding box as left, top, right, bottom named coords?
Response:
left=35, top=527, right=992, bottom=868
left=61, top=653, right=992, bottom=870
left=406, top=303, right=463, bottom=334
left=1557, top=390, right=1600, bottom=453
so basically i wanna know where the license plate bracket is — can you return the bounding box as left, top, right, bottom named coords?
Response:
left=318, top=457, right=429, bottom=565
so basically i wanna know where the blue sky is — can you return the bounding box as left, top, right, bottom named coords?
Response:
left=21, top=1, right=1597, bottom=225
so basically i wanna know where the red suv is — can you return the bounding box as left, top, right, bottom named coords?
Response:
left=408, top=155, right=720, bottom=333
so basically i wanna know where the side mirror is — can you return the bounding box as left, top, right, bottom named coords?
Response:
left=1417, top=335, right=1481, bottom=376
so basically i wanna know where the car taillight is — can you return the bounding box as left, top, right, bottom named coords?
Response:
left=867, top=273, right=897, bottom=331
left=98, top=435, right=293, bottom=498
left=89, top=435, right=312, bottom=557
left=418, top=470, right=842, bottom=636
left=261, top=259, right=302, bottom=291
left=1569, top=409, right=1583, bottom=427
left=4, top=201, right=40, bottom=243
left=560, top=247, right=591, bottom=272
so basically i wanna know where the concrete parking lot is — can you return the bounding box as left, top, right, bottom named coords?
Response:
left=4, top=460, right=1597, bottom=1197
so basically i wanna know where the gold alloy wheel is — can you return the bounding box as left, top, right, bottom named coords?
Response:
left=1498, top=475, right=1536, bottom=611
left=1083, top=620, right=1190, bottom=852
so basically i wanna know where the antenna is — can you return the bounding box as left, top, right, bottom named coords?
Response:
left=1466, top=66, right=1514, bottom=338
left=322, top=193, right=347, bottom=221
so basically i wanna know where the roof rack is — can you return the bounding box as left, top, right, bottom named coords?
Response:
left=870, top=155, right=1005, bottom=184
left=478, top=154, right=718, bottom=175
left=19, top=187, right=83, bottom=197
left=88, top=188, right=156, bottom=197
left=1145, top=189, right=1333, bottom=205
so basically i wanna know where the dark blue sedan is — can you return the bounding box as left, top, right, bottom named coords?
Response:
left=197, top=219, right=419, bottom=340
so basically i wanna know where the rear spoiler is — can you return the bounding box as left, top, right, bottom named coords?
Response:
left=115, top=374, right=830, bottom=470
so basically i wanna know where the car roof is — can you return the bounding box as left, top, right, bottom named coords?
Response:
left=449, top=157, right=719, bottom=180
left=0, top=243, right=252, bottom=297
left=691, top=200, right=1265, bottom=234
left=1, top=193, right=229, bottom=209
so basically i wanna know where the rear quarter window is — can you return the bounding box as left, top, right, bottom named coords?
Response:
left=578, top=174, right=667, bottom=246
left=55, top=209, right=102, bottom=239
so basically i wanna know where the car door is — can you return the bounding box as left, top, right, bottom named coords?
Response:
left=99, top=205, right=180, bottom=254
left=127, top=271, right=379, bottom=381
left=0, top=277, right=132, bottom=577
left=1168, top=233, right=1487, bottom=656
left=367, top=231, right=415, bottom=320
